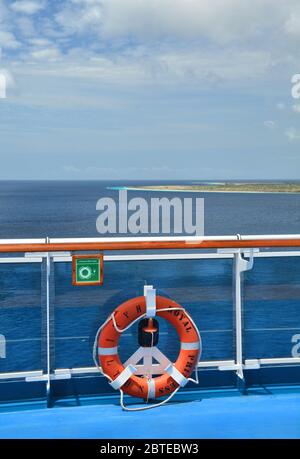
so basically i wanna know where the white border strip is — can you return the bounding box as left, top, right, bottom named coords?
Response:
left=2, top=234, right=300, bottom=246
left=48, top=234, right=300, bottom=243
left=0, top=239, right=45, bottom=245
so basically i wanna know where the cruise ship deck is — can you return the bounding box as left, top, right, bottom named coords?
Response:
left=1, top=386, right=300, bottom=439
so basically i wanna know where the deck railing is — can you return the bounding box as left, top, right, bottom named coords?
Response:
left=1, top=235, right=300, bottom=404
left=2, top=234, right=300, bottom=252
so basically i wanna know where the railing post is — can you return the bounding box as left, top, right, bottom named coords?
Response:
left=233, top=249, right=254, bottom=392
left=46, top=241, right=51, bottom=407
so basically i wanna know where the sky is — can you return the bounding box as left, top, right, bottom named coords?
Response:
left=0, top=0, right=300, bottom=180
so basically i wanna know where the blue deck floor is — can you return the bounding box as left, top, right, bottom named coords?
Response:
left=0, top=387, right=300, bottom=439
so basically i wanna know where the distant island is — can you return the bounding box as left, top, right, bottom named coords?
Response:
left=126, top=183, right=300, bottom=193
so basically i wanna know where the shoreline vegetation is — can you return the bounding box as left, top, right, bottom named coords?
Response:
left=126, top=183, right=300, bottom=193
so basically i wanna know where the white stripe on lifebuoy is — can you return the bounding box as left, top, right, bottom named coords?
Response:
left=109, top=364, right=137, bottom=390
left=98, top=346, right=118, bottom=356
left=147, top=378, right=156, bottom=399
left=165, top=364, right=189, bottom=387
left=180, top=341, right=200, bottom=350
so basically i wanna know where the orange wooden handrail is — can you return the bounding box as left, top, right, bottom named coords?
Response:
left=0, top=238, right=300, bottom=253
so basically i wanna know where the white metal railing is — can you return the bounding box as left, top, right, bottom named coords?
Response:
left=0, top=236, right=300, bottom=397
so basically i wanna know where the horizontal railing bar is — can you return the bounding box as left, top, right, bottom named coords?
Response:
left=0, top=257, right=43, bottom=263
left=246, top=357, right=300, bottom=366
left=2, top=357, right=300, bottom=382
left=0, top=370, right=43, bottom=380
left=25, top=252, right=71, bottom=258
left=49, top=235, right=300, bottom=243
left=53, top=253, right=234, bottom=262
left=50, top=236, right=239, bottom=243
left=198, top=360, right=235, bottom=368
left=0, top=236, right=237, bottom=246
left=0, top=361, right=237, bottom=381
left=52, top=361, right=237, bottom=378
left=0, top=239, right=46, bottom=245
left=255, top=251, right=300, bottom=258
left=0, top=233, right=298, bottom=247
left=2, top=238, right=300, bottom=253
left=2, top=250, right=300, bottom=264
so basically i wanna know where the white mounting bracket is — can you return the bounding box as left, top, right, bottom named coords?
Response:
left=237, top=249, right=255, bottom=273
left=124, top=346, right=171, bottom=377
left=144, top=285, right=156, bottom=318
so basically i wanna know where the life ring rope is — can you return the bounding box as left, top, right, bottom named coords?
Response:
left=93, top=299, right=201, bottom=411
left=111, top=310, right=147, bottom=334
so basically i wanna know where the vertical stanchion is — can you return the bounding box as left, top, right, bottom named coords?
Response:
left=233, top=250, right=254, bottom=393
left=46, top=245, right=51, bottom=407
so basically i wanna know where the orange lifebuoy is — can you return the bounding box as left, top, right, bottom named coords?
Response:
left=98, top=295, right=201, bottom=400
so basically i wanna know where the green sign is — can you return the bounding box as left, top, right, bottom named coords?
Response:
left=73, top=256, right=103, bottom=286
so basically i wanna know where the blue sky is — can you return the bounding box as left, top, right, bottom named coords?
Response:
left=0, top=0, right=300, bottom=180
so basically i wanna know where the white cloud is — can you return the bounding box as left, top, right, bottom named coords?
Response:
left=51, top=0, right=300, bottom=46
left=285, top=127, right=300, bottom=141
left=16, top=16, right=36, bottom=37
left=1, top=0, right=300, bottom=88
left=264, top=120, right=275, bottom=129
left=55, top=0, right=103, bottom=34
left=284, top=7, right=300, bottom=37
left=0, top=30, right=21, bottom=49
left=99, top=0, right=270, bottom=42
left=63, top=165, right=81, bottom=173
left=276, top=102, right=286, bottom=110
left=10, top=45, right=273, bottom=89
left=292, top=104, right=300, bottom=113
left=11, top=1, right=46, bottom=15
left=30, top=47, right=61, bottom=61
left=3, top=0, right=300, bottom=106
left=29, top=38, right=52, bottom=47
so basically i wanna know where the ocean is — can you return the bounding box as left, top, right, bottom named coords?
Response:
left=0, top=180, right=300, bottom=238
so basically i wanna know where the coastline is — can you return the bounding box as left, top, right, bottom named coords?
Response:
left=109, top=185, right=300, bottom=195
